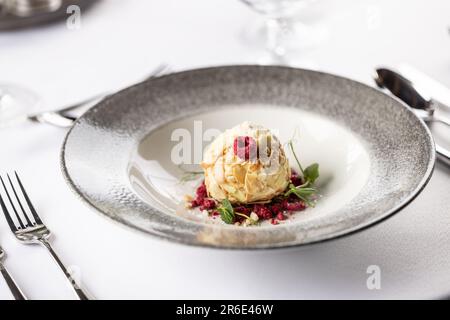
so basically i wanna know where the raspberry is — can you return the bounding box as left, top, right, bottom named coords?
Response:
left=190, top=199, right=200, bottom=208
left=200, top=199, right=216, bottom=211
left=271, top=219, right=279, bottom=225
left=285, top=201, right=306, bottom=211
left=254, top=204, right=273, bottom=220
left=234, top=206, right=251, bottom=215
left=276, top=212, right=286, bottom=220
left=233, top=136, right=257, bottom=161
left=270, top=203, right=282, bottom=215
left=196, top=182, right=207, bottom=199
left=290, top=173, right=303, bottom=187
left=260, top=207, right=272, bottom=219
left=191, top=182, right=212, bottom=209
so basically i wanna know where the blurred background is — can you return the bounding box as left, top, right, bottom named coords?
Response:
left=1, top=0, right=449, bottom=113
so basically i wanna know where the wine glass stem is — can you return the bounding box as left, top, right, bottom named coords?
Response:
left=265, top=17, right=291, bottom=57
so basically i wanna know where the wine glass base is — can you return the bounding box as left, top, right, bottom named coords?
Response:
left=256, top=53, right=319, bottom=69
left=242, top=17, right=328, bottom=48
left=239, top=17, right=328, bottom=67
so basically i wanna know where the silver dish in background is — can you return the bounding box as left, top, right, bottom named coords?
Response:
left=61, top=66, right=435, bottom=249
left=0, top=0, right=95, bottom=30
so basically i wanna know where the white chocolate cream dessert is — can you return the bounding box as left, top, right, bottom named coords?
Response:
left=200, top=122, right=290, bottom=204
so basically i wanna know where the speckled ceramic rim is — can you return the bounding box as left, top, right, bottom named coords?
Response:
left=60, top=65, right=435, bottom=250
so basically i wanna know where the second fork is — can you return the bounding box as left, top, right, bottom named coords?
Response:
left=0, top=245, right=26, bottom=300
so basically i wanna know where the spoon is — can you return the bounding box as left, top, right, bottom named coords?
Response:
left=375, top=68, right=450, bottom=126
left=375, top=67, right=450, bottom=164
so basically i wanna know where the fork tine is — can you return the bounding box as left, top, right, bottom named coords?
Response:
left=0, top=185, right=18, bottom=232
left=14, top=171, right=42, bottom=225
left=0, top=176, right=22, bottom=231
left=7, top=174, right=33, bottom=227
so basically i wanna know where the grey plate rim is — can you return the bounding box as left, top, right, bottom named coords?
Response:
left=60, top=65, right=436, bottom=250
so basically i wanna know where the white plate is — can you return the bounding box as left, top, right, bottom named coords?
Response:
left=61, top=66, right=435, bottom=249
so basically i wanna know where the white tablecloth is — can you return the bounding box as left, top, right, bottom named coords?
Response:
left=1, top=0, right=450, bottom=299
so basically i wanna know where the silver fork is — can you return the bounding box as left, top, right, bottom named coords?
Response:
left=0, top=172, right=92, bottom=300
left=0, top=245, right=26, bottom=300
left=28, top=63, right=171, bottom=128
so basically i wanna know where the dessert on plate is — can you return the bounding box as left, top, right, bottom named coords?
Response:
left=202, top=122, right=290, bottom=203
left=184, top=122, right=320, bottom=226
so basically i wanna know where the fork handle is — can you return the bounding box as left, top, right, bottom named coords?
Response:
left=0, top=263, right=26, bottom=300
left=39, top=239, right=92, bottom=300
left=29, top=63, right=170, bottom=128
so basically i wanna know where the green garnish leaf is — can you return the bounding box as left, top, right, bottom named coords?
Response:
left=285, top=184, right=317, bottom=207
left=285, top=184, right=316, bottom=197
left=304, top=163, right=319, bottom=185
left=179, top=172, right=203, bottom=182
left=218, top=199, right=235, bottom=224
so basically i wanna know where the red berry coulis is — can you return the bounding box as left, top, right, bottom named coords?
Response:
left=190, top=174, right=309, bottom=225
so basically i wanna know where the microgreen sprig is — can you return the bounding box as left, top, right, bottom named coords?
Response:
left=287, top=140, right=319, bottom=187
left=286, top=133, right=320, bottom=207
left=235, top=212, right=257, bottom=225
left=288, top=139, right=304, bottom=176
left=217, top=199, right=257, bottom=225
left=218, top=199, right=235, bottom=224
left=303, top=163, right=320, bottom=186
left=178, top=165, right=203, bottom=182
left=285, top=184, right=317, bottom=207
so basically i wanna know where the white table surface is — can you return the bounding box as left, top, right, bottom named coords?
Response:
left=1, top=0, right=450, bottom=300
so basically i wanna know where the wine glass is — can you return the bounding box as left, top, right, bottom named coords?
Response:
left=0, top=83, right=42, bottom=128
left=240, top=0, right=326, bottom=65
